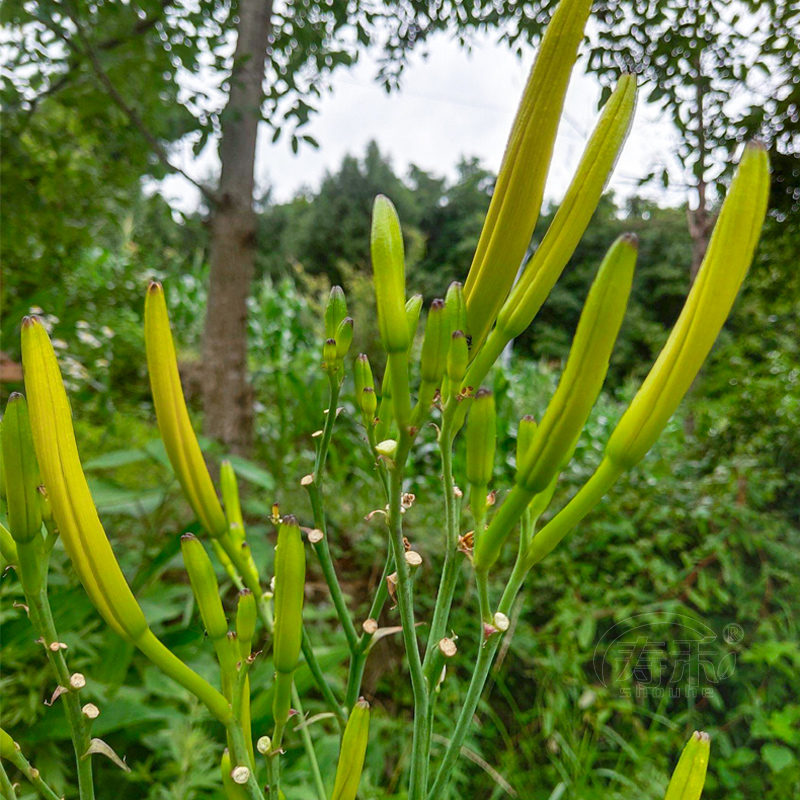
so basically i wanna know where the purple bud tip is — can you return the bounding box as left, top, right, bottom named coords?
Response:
left=239, top=588, right=252, bottom=597
left=8, top=391, right=23, bottom=402
left=475, top=387, right=492, bottom=400
left=147, top=280, right=163, bottom=293
left=452, top=330, right=465, bottom=340
left=325, top=338, right=336, bottom=346
left=521, top=415, right=536, bottom=422
left=620, top=232, right=639, bottom=248
left=430, top=298, right=445, bottom=310
left=282, top=514, right=299, bottom=526
left=341, top=318, right=354, bottom=327
left=357, top=353, right=369, bottom=362
left=363, top=387, right=375, bottom=394
left=21, top=316, right=40, bottom=328
left=181, top=533, right=198, bottom=541
left=448, top=281, right=463, bottom=290
left=227, top=631, right=238, bottom=640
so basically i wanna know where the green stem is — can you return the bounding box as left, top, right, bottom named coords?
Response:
left=0, top=760, right=16, bottom=800
left=291, top=685, right=327, bottom=800
left=227, top=718, right=265, bottom=800
left=267, top=753, right=281, bottom=800
left=428, top=558, right=528, bottom=798
left=301, top=629, right=346, bottom=724
left=387, top=437, right=429, bottom=800
left=17, top=540, right=95, bottom=800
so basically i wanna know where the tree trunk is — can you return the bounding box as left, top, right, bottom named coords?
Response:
left=203, top=0, right=273, bottom=454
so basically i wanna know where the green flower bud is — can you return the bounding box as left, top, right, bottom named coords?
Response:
left=331, top=698, right=371, bottom=800
left=664, top=731, right=710, bottom=800
left=236, top=589, right=257, bottom=658
left=181, top=533, right=228, bottom=642
left=371, top=195, right=410, bottom=353
left=517, top=233, right=636, bottom=494
left=325, top=286, right=348, bottom=340
left=464, top=0, right=594, bottom=351
left=0, top=523, right=18, bottom=566
left=0, top=728, right=18, bottom=758
left=360, top=387, right=378, bottom=419
left=2, top=393, right=42, bottom=543
left=323, top=338, right=338, bottom=367
left=220, top=460, right=245, bottom=541
left=466, top=389, right=496, bottom=488
left=354, top=354, right=375, bottom=397
left=420, top=299, right=449, bottom=385
left=272, top=515, right=305, bottom=674
left=445, top=282, right=466, bottom=338
left=606, top=142, right=770, bottom=471
left=335, top=318, right=354, bottom=360
left=405, top=294, right=423, bottom=342
left=516, top=415, right=537, bottom=470
left=447, top=330, right=469, bottom=388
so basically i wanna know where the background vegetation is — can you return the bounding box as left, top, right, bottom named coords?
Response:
left=2, top=136, right=799, bottom=798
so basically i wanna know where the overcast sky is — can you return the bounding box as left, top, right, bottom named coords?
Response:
left=159, top=31, right=688, bottom=213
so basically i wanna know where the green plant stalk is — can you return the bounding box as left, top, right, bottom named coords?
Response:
left=387, top=434, right=429, bottom=800
left=226, top=717, right=265, bottom=800
left=428, top=557, right=529, bottom=798
left=0, top=760, right=16, bottom=800
left=301, top=629, right=347, bottom=724
left=267, top=752, right=281, bottom=800
left=291, top=684, right=327, bottom=800
left=16, top=540, right=95, bottom=800
left=3, top=739, right=61, bottom=800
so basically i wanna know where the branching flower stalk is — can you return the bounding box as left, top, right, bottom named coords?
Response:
left=1, top=0, right=770, bottom=796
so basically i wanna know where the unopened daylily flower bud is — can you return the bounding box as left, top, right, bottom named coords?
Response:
left=354, top=354, right=375, bottom=398
left=606, top=142, right=770, bottom=471
left=664, top=731, right=710, bottom=800
left=272, top=515, right=305, bottom=742
left=219, top=460, right=245, bottom=541
left=360, top=387, right=378, bottom=419
left=2, top=393, right=42, bottom=543
left=335, top=317, right=354, bottom=359
left=447, top=331, right=469, bottom=388
left=0, top=728, right=18, bottom=758
left=371, top=195, right=410, bottom=353
left=516, top=416, right=537, bottom=470
left=236, top=589, right=257, bottom=658
left=466, top=389, right=496, bottom=490
left=323, top=337, right=338, bottom=367
left=181, top=533, right=228, bottom=642
left=464, top=0, right=594, bottom=350
left=445, top=281, right=466, bottom=337
left=144, top=282, right=228, bottom=538
left=325, top=286, right=348, bottom=340
left=331, top=698, right=370, bottom=800
left=517, top=234, right=637, bottom=494
left=405, top=294, right=423, bottom=341
left=420, top=299, right=450, bottom=385
left=0, top=524, right=18, bottom=566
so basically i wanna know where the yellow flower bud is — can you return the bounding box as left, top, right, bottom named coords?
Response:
left=517, top=233, right=637, bottom=494
left=330, top=698, right=371, bottom=800
left=236, top=589, right=257, bottom=658
left=144, top=282, right=228, bottom=538
left=420, top=299, right=449, bottom=385
left=220, top=460, right=245, bottom=541
left=606, top=142, right=770, bottom=470
left=515, top=415, right=537, bottom=470
left=445, top=281, right=466, bottom=338
left=181, top=533, right=228, bottom=642
left=664, top=731, right=710, bottom=800
left=371, top=195, right=410, bottom=353
left=2, top=393, right=42, bottom=543
left=463, top=0, right=594, bottom=351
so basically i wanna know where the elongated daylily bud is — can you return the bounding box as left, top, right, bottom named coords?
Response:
left=220, top=460, right=245, bottom=540
left=406, top=293, right=424, bottom=341
left=335, top=317, right=354, bottom=360
left=606, top=142, right=770, bottom=470
left=181, top=533, right=228, bottom=641
left=354, top=354, right=374, bottom=398
left=447, top=331, right=469, bottom=388
left=464, top=0, right=594, bottom=350
left=325, top=286, right=348, bottom=340
left=445, top=282, right=466, bottom=338
left=371, top=195, right=410, bottom=353
left=0, top=728, right=17, bottom=758
left=236, top=589, right=257, bottom=658
left=272, top=516, right=305, bottom=674
left=21, top=318, right=232, bottom=724
left=517, top=234, right=637, bottom=494
left=144, top=282, right=228, bottom=538
left=323, top=337, right=338, bottom=367
left=330, top=698, right=371, bottom=800
left=516, top=415, right=537, bottom=469
left=2, top=394, right=42, bottom=543
left=0, top=523, right=18, bottom=566
left=22, top=317, right=147, bottom=641
left=466, top=389, right=496, bottom=489
left=420, top=299, right=449, bottom=385
left=495, top=75, right=638, bottom=345
left=664, top=732, right=710, bottom=800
